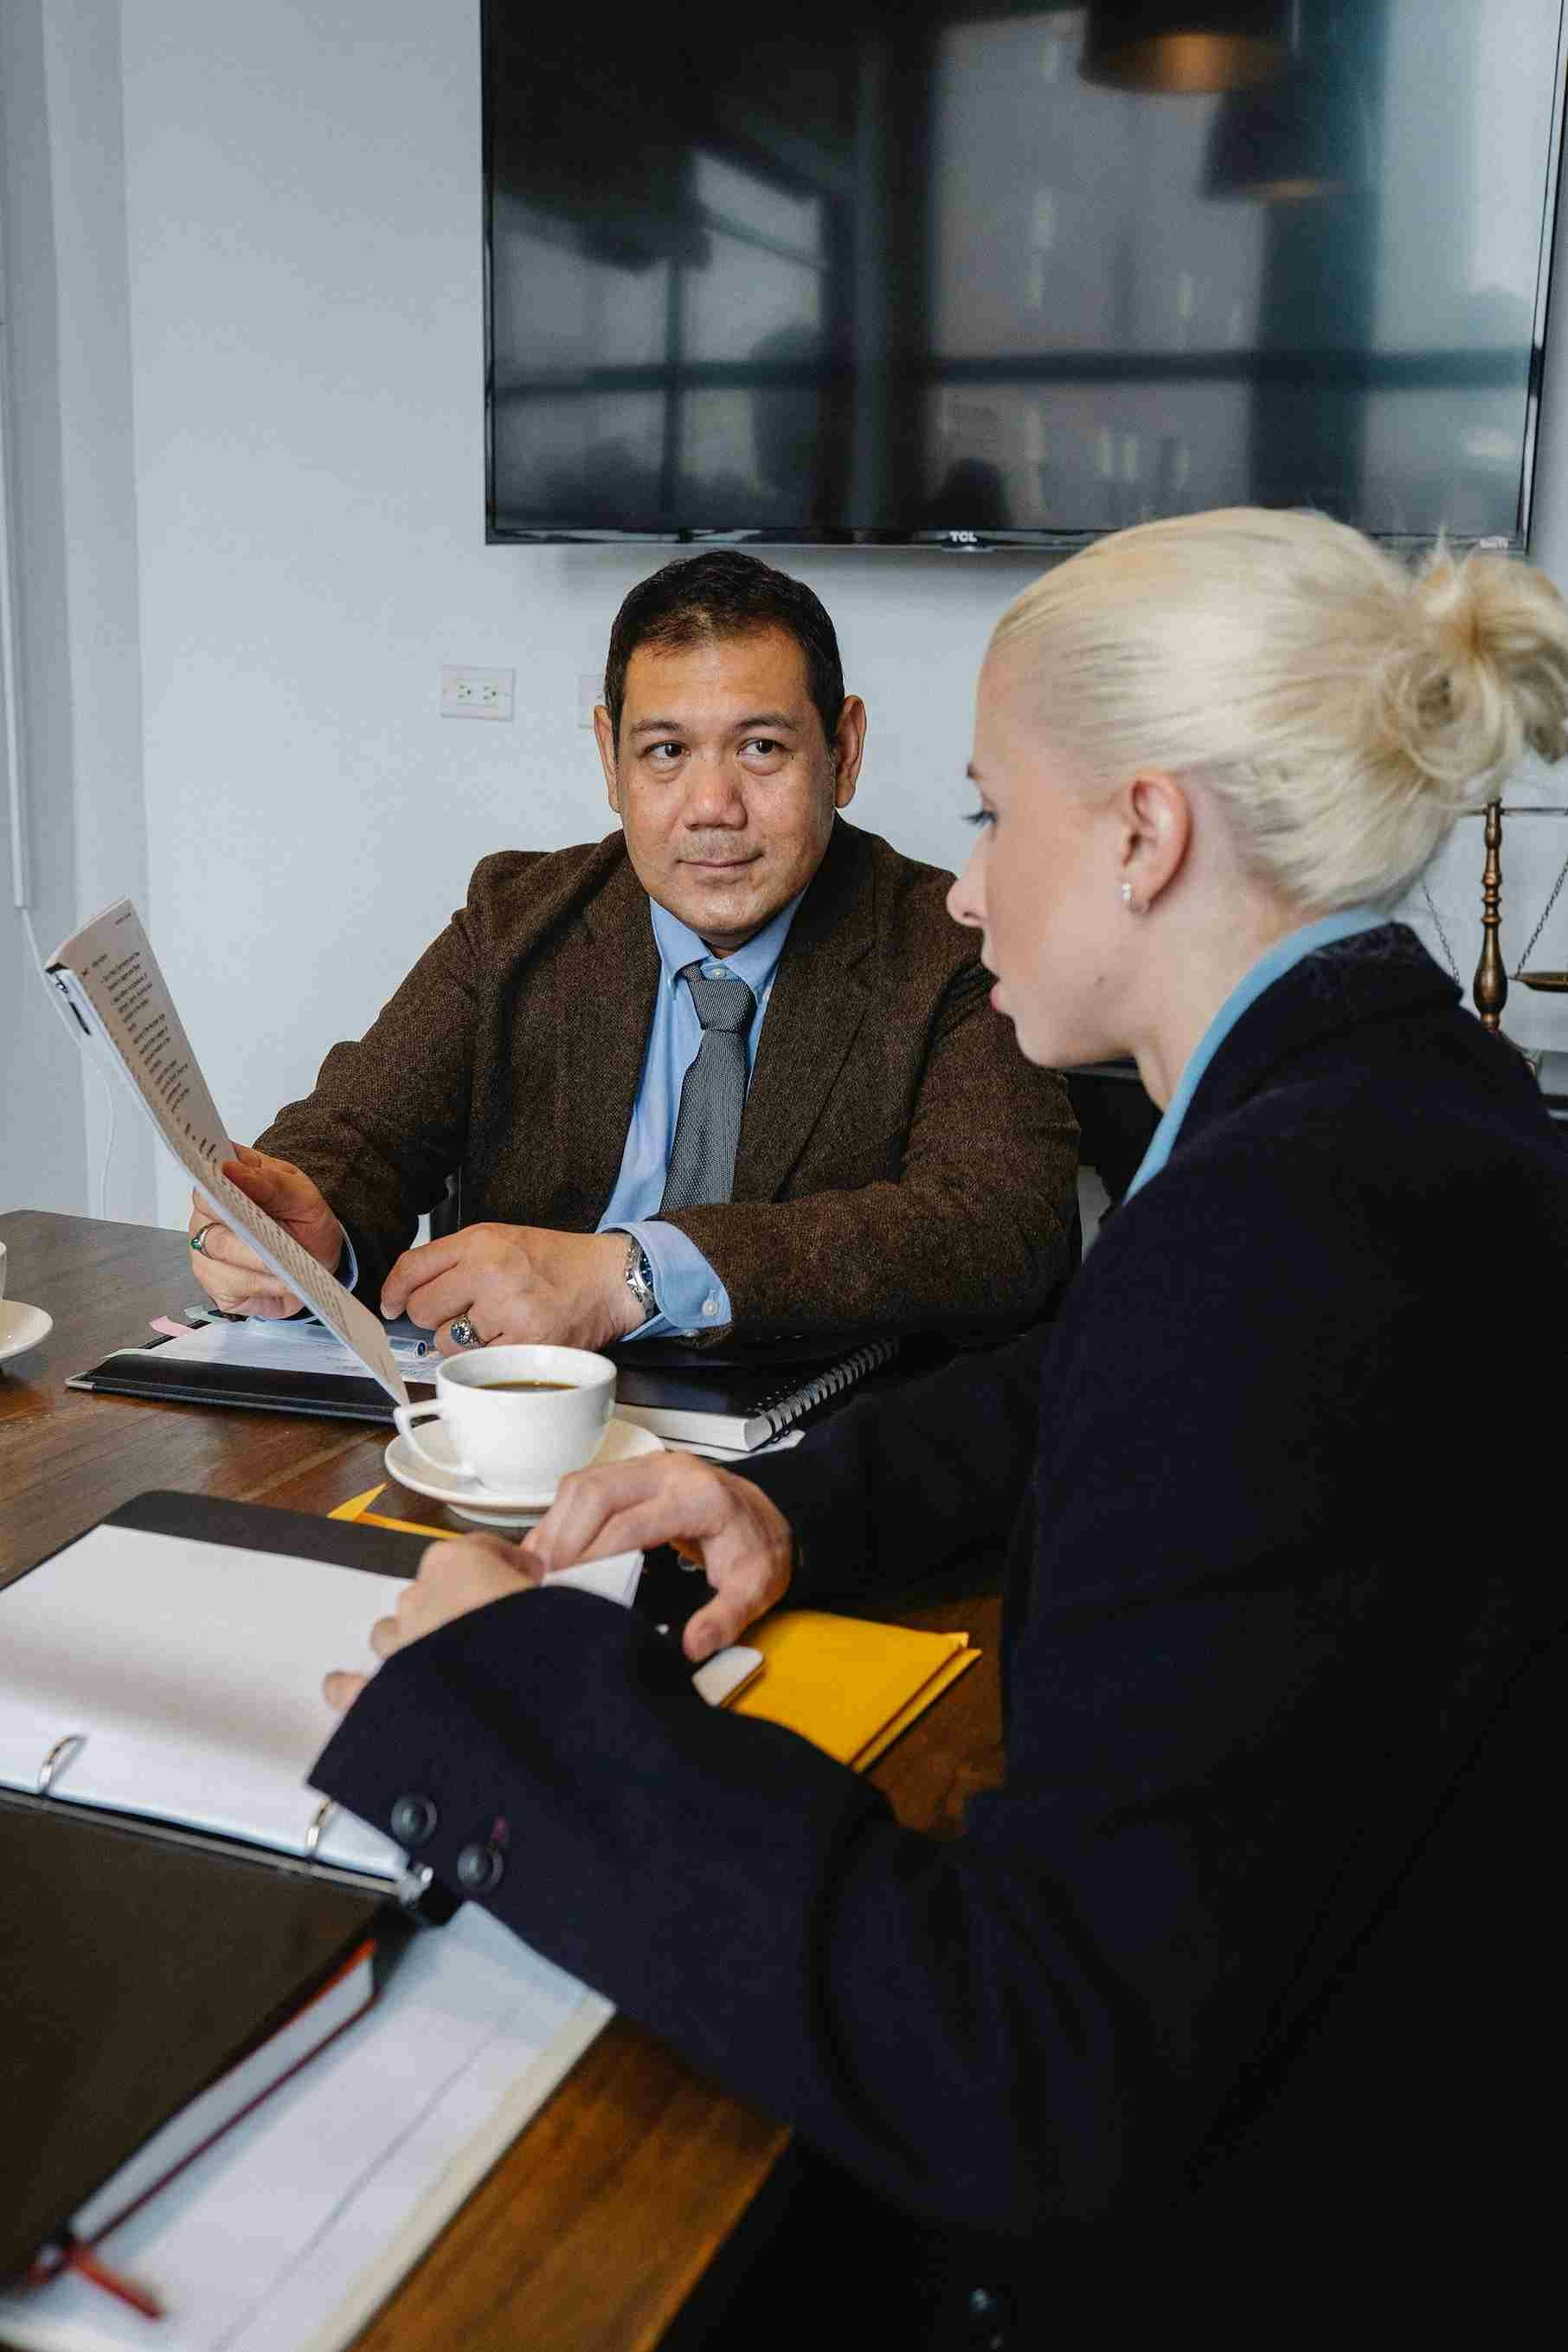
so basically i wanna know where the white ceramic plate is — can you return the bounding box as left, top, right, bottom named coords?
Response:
left=0, top=1299, right=53, bottom=1367
left=384, top=1413, right=664, bottom=1526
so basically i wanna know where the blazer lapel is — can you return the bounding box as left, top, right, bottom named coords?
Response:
left=560, top=850, right=661, bottom=1218
left=734, top=822, right=874, bottom=1202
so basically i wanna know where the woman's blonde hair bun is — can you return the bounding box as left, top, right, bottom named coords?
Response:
left=1379, top=548, right=1568, bottom=797
left=992, top=507, right=1568, bottom=911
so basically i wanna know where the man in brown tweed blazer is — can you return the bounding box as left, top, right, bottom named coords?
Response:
left=187, top=554, right=1077, bottom=1353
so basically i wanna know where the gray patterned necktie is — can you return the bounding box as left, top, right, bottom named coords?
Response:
left=659, top=963, right=757, bottom=1211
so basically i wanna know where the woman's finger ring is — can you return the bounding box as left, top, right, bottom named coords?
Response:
left=190, top=1221, right=224, bottom=1256
left=449, top=1316, right=480, bottom=1349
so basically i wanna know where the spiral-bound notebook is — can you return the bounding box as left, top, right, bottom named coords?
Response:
left=610, top=1338, right=898, bottom=1450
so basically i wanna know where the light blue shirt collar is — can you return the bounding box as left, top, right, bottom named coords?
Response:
left=1123, top=909, right=1386, bottom=1201
left=649, top=886, right=806, bottom=999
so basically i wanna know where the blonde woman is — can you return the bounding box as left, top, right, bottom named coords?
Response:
left=318, top=511, right=1568, bottom=2337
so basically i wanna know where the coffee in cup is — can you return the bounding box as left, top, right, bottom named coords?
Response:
left=393, top=1343, right=616, bottom=1493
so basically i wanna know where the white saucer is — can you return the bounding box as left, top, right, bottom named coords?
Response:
left=0, top=1299, right=53, bottom=1368
left=384, top=1414, right=665, bottom=1526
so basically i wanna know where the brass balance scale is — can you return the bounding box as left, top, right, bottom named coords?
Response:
left=1423, top=799, right=1568, bottom=1034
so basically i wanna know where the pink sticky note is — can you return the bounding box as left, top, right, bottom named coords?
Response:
left=151, top=1316, right=197, bottom=1339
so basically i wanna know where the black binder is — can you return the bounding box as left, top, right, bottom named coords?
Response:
left=67, top=1330, right=907, bottom=1433
left=67, top=1343, right=433, bottom=1423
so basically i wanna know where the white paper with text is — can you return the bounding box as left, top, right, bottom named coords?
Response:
left=48, top=898, right=406, bottom=1406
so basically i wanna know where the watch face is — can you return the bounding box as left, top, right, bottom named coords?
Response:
left=626, top=1239, right=657, bottom=1319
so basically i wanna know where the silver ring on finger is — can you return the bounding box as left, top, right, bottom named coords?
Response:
left=190, top=1221, right=224, bottom=1257
left=448, top=1316, right=484, bottom=1350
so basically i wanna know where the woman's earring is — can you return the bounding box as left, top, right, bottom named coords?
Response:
left=1121, top=881, right=1137, bottom=911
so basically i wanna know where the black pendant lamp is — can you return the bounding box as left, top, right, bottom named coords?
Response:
left=1203, top=10, right=1369, bottom=199
left=1081, top=3, right=1292, bottom=93
left=1204, top=67, right=1365, bottom=198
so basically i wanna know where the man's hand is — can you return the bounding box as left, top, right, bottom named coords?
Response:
left=187, top=1144, right=345, bottom=1318
left=526, top=1453, right=794, bottom=1662
left=324, top=1534, right=539, bottom=1713
left=379, top=1224, right=643, bottom=1353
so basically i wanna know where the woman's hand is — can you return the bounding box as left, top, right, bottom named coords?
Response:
left=320, top=1452, right=798, bottom=1717
left=525, top=1453, right=795, bottom=1662
left=323, top=1534, right=539, bottom=1713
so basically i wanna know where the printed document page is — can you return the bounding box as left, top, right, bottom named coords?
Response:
left=108, top=1317, right=438, bottom=1380
left=47, top=899, right=406, bottom=1406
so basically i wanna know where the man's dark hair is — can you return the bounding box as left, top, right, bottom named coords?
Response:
left=604, top=551, right=845, bottom=749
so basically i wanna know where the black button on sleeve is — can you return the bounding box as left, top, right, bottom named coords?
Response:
left=389, top=1793, right=437, bottom=1848
left=964, top=2285, right=1014, bottom=2349
left=455, top=1841, right=504, bottom=1893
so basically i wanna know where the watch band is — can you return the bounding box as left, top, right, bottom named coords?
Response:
left=622, top=1234, right=659, bottom=1325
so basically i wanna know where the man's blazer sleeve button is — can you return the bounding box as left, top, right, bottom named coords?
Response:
left=390, top=1793, right=438, bottom=1848
left=456, top=1840, right=504, bottom=1893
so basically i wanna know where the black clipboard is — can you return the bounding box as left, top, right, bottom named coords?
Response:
left=67, top=1336, right=434, bottom=1423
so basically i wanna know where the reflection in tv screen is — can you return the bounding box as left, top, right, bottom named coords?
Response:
left=484, top=2, right=1564, bottom=546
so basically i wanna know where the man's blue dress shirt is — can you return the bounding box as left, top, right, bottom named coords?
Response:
left=600, top=888, right=806, bottom=1338
left=337, top=888, right=806, bottom=1337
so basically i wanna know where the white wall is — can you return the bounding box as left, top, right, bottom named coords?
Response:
left=3, top=0, right=90, bottom=1221
left=1, top=0, right=154, bottom=1224
left=6, top=0, right=1568, bottom=1237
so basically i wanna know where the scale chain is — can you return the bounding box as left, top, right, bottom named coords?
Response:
left=1422, top=830, right=1568, bottom=984
left=1421, top=879, right=1462, bottom=985
left=1510, top=840, right=1568, bottom=975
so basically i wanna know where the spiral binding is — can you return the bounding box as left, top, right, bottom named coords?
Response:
left=758, top=1339, right=897, bottom=1439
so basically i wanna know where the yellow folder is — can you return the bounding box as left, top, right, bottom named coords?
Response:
left=729, top=1610, right=976, bottom=1770
left=329, top=1486, right=459, bottom=1539
left=330, top=1486, right=977, bottom=1769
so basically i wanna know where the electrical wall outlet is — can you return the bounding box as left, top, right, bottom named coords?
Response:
left=440, top=664, right=514, bottom=721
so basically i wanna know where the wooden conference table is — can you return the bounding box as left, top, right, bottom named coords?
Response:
left=0, top=1209, right=1006, bottom=2352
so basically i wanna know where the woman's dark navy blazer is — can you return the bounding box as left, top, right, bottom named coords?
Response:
left=314, top=923, right=1568, bottom=2323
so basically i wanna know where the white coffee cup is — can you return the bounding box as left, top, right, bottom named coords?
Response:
left=393, top=1343, right=616, bottom=1494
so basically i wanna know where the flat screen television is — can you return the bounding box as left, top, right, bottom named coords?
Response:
left=484, top=1, right=1568, bottom=549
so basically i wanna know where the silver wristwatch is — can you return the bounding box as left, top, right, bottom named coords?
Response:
left=622, top=1234, right=658, bottom=1325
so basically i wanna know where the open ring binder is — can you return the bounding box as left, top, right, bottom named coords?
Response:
left=36, top=1733, right=87, bottom=1797
left=33, top=1738, right=348, bottom=1873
